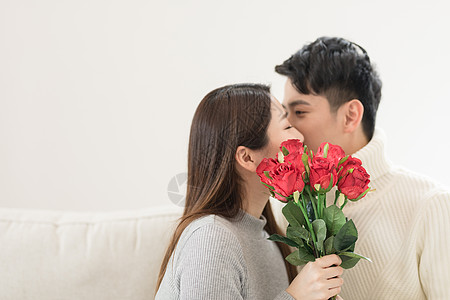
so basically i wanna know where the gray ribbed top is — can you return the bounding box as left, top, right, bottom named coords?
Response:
left=155, top=211, right=294, bottom=300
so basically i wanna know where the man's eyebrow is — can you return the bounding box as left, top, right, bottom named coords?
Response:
left=288, top=100, right=311, bottom=107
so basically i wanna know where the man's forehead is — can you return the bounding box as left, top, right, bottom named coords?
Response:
left=282, top=95, right=313, bottom=107
left=286, top=99, right=311, bottom=107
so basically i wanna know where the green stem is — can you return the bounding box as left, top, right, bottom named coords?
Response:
left=302, top=193, right=318, bottom=220
left=318, top=193, right=326, bottom=219
left=317, top=194, right=321, bottom=219
left=295, top=200, right=317, bottom=246
left=306, top=187, right=314, bottom=200
left=306, top=188, right=318, bottom=220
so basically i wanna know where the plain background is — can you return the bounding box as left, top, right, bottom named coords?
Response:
left=1, top=0, right=449, bottom=211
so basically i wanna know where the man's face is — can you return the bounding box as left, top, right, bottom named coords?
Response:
left=282, top=78, right=343, bottom=153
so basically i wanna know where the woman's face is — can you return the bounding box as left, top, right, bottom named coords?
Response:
left=261, top=98, right=304, bottom=160
left=234, top=96, right=304, bottom=175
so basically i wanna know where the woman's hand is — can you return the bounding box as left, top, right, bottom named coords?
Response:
left=285, top=254, right=344, bottom=300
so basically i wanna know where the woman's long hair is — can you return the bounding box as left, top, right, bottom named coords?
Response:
left=156, top=84, right=297, bottom=291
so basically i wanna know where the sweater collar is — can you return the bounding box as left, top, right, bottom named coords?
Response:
left=352, top=128, right=393, bottom=181
left=232, top=209, right=267, bottom=238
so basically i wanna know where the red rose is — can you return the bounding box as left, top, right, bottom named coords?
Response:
left=279, top=139, right=306, bottom=174
left=284, top=151, right=306, bottom=175
left=280, top=139, right=304, bottom=156
left=256, top=158, right=278, bottom=185
left=316, top=142, right=345, bottom=168
left=270, top=162, right=305, bottom=201
left=338, top=156, right=370, bottom=200
left=338, top=156, right=362, bottom=176
left=309, top=156, right=337, bottom=191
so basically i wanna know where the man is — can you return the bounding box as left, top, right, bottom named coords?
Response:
left=275, top=37, right=450, bottom=299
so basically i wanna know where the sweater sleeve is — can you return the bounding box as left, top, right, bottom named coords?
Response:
left=275, top=290, right=296, bottom=300
left=418, top=190, right=450, bottom=299
left=177, top=223, right=247, bottom=299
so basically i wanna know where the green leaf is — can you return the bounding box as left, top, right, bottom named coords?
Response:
left=285, top=250, right=304, bottom=266
left=334, top=219, right=358, bottom=251
left=287, top=226, right=311, bottom=244
left=282, top=201, right=306, bottom=228
left=282, top=146, right=290, bottom=156
left=301, top=240, right=315, bottom=256
left=302, top=162, right=310, bottom=180
left=338, top=155, right=349, bottom=166
left=324, top=236, right=336, bottom=254
left=336, top=241, right=355, bottom=253
left=298, top=246, right=316, bottom=262
left=325, top=172, right=335, bottom=191
left=334, top=189, right=341, bottom=202
left=261, top=182, right=275, bottom=190
left=274, top=191, right=287, bottom=202
left=349, top=187, right=371, bottom=202
left=339, top=251, right=372, bottom=263
left=302, top=153, right=310, bottom=172
left=323, top=143, right=329, bottom=158
left=285, top=249, right=312, bottom=266
left=264, top=171, right=273, bottom=180
left=312, top=219, right=326, bottom=253
left=336, top=250, right=371, bottom=269
left=348, top=243, right=355, bottom=252
left=293, top=191, right=300, bottom=203
left=338, top=254, right=360, bottom=269
left=268, top=234, right=299, bottom=248
left=323, top=205, right=346, bottom=235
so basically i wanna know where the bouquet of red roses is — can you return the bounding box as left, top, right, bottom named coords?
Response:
left=257, top=139, right=371, bottom=274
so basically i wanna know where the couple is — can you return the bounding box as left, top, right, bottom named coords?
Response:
left=155, top=37, right=450, bottom=299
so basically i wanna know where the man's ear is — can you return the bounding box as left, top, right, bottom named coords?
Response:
left=341, top=99, right=364, bottom=133
left=235, top=146, right=257, bottom=172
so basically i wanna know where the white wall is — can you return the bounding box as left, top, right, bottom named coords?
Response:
left=1, top=0, right=449, bottom=211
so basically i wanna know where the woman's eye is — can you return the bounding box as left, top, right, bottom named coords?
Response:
left=285, top=125, right=293, bottom=130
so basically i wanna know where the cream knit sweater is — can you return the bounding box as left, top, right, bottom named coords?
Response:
left=328, top=129, right=450, bottom=299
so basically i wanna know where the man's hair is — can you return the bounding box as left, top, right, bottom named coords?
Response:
left=275, top=36, right=382, bottom=140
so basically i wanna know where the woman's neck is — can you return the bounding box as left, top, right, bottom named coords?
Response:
left=242, top=183, right=271, bottom=218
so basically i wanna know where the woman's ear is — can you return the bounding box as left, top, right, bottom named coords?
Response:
left=341, top=99, right=364, bottom=133
left=235, top=146, right=258, bottom=172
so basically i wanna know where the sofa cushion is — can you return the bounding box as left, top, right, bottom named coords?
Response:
left=0, top=206, right=182, bottom=300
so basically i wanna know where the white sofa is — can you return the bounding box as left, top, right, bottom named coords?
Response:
left=0, top=205, right=183, bottom=300
left=0, top=200, right=285, bottom=300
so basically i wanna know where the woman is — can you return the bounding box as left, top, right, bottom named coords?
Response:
left=156, top=84, right=343, bottom=300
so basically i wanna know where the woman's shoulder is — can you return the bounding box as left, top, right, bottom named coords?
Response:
left=173, top=215, right=243, bottom=260
left=180, top=214, right=240, bottom=247
left=157, top=215, right=248, bottom=299
left=171, top=214, right=246, bottom=273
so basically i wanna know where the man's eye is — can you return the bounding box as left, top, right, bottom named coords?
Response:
left=295, top=111, right=305, bottom=116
